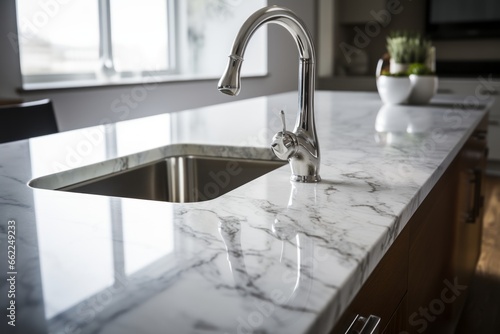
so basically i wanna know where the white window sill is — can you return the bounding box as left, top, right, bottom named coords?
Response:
left=19, top=72, right=268, bottom=92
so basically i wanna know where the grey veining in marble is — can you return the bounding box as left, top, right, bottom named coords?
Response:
left=0, top=91, right=489, bottom=334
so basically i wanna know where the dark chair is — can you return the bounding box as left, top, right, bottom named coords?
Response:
left=0, top=99, right=58, bottom=144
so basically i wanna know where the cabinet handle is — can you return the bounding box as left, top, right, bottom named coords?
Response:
left=345, top=314, right=381, bottom=334
left=467, top=168, right=483, bottom=224
left=472, top=130, right=487, bottom=141
left=480, top=89, right=499, bottom=96
left=489, top=120, right=500, bottom=126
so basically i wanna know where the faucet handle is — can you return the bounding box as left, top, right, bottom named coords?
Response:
left=271, top=110, right=297, bottom=161
left=279, top=110, right=287, bottom=133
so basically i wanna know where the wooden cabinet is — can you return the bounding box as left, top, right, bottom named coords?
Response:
left=383, top=294, right=408, bottom=333
left=330, top=228, right=409, bottom=334
left=331, top=115, right=488, bottom=334
left=449, top=116, right=488, bottom=319
left=406, top=149, right=458, bottom=333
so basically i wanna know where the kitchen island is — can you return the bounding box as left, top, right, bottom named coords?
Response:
left=0, top=91, right=491, bottom=334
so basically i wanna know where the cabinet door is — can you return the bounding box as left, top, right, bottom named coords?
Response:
left=487, top=115, right=500, bottom=161
left=383, top=294, right=408, bottom=334
left=451, top=115, right=488, bottom=316
left=407, top=160, right=458, bottom=333
left=330, top=228, right=409, bottom=334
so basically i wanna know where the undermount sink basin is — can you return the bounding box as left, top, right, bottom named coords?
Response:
left=29, top=145, right=286, bottom=203
left=60, top=156, right=284, bottom=202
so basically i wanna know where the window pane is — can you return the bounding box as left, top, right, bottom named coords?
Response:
left=110, top=0, right=170, bottom=73
left=16, top=0, right=99, bottom=76
left=184, top=0, right=267, bottom=77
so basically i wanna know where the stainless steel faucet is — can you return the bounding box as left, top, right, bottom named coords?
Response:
left=217, top=6, right=320, bottom=183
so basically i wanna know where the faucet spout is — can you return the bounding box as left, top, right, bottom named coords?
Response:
left=218, top=6, right=320, bottom=182
left=218, top=55, right=243, bottom=96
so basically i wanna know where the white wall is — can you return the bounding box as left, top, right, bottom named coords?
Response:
left=0, top=0, right=316, bottom=131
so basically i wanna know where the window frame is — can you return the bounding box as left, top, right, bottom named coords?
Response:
left=18, top=0, right=180, bottom=87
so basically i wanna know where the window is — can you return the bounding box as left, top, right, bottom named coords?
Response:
left=14, top=0, right=267, bottom=89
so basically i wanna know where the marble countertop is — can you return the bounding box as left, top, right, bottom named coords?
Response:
left=0, top=91, right=489, bottom=334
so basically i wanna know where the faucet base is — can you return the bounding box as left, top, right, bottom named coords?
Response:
left=291, top=174, right=321, bottom=183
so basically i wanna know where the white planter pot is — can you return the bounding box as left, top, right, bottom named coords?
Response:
left=408, top=75, right=438, bottom=105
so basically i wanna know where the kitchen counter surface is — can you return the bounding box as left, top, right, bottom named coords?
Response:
left=0, top=91, right=490, bottom=334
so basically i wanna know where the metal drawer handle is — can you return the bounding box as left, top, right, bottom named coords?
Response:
left=472, top=130, right=487, bottom=141
left=466, top=168, right=483, bottom=223
left=480, top=89, right=499, bottom=96
left=346, top=314, right=381, bottom=334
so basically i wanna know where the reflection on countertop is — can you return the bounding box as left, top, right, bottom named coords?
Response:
left=374, top=104, right=434, bottom=146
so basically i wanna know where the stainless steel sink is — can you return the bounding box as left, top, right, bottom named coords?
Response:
left=55, top=155, right=285, bottom=203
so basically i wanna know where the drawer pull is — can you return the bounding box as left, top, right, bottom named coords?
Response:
left=472, top=130, right=487, bottom=141
left=489, top=120, right=500, bottom=126
left=466, top=168, right=483, bottom=223
left=480, top=89, right=499, bottom=96
left=346, top=314, right=381, bottom=334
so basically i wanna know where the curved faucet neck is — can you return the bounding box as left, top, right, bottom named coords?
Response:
left=298, top=58, right=316, bottom=139
left=228, top=7, right=315, bottom=61
left=218, top=6, right=320, bottom=182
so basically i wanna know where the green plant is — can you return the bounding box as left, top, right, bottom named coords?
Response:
left=407, top=63, right=433, bottom=75
left=381, top=64, right=434, bottom=76
left=380, top=70, right=408, bottom=77
left=386, top=31, right=432, bottom=64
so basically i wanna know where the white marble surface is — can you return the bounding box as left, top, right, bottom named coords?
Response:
left=0, top=91, right=489, bottom=334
